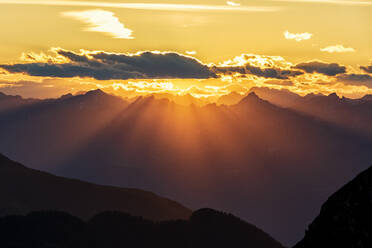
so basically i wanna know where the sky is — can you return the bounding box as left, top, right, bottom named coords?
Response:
left=0, top=0, right=371, bottom=99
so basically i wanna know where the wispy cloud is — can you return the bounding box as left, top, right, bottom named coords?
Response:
left=320, top=45, right=355, bottom=53
left=226, top=1, right=241, bottom=7
left=274, top=0, right=372, bottom=6
left=284, top=30, right=312, bottom=42
left=62, top=9, right=133, bottom=39
left=185, top=51, right=197, bottom=55
left=0, top=0, right=279, bottom=12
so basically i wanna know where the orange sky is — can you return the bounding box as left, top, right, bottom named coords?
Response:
left=0, top=0, right=371, bottom=100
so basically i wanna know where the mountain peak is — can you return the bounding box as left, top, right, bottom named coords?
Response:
left=327, top=92, right=340, bottom=100
left=361, top=94, right=372, bottom=101
left=238, top=92, right=263, bottom=105
left=247, top=91, right=259, bottom=97
left=85, top=89, right=106, bottom=97
left=217, top=91, right=245, bottom=106
left=60, top=93, right=73, bottom=100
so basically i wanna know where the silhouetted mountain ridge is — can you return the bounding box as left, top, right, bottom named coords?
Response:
left=0, top=153, right=191, bottom=220
left=294, top=166, right=372, bottom=248
left=0, top=208, right=285, bottom=248
left=0, top=92, right=39, bottom=112
left=248, top=87, right=372, bottom=138
left=0, top=90, right=129, bottom=169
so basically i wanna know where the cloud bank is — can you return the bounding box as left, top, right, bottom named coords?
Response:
left=213, top=64, right=303, bottom=79
left=2, top=48, right=372, bottom=95
left=0, top=49, right=217, bottom=80
left=294, top=61, right=346, bottom=76
left=337, top=73, right=372, bottom=87
left=0, top=50, right=306, bottom=81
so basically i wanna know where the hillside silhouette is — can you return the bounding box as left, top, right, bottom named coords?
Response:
left=294, top=166, right=372, bottom=248
left=0, top=208, right=284, bottom=248
left=0, top=153, right=191, bottom=221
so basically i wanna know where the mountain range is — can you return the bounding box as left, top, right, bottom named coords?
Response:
left=249, top=87, right=372, bottom=138
left=0, top=89, right=371, bottom=245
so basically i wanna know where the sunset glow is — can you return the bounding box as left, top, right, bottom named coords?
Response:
left=0, top=0, right=370, bottom=100
left=0, top=3, right=371, bottom=247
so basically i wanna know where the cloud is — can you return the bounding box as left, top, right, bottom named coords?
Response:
left=62, top=9, right=133, bottom=39
left=0, top=1, right=279, bottom=12
left=213, top=64, right=303, bottom=79
left=284, top=30, right=312, bottom=42
left=108, top=81, right=175, bottom=94
left=294, top=61, right=346, bottom=76
left=213, top=54, right=303, bottom=79
left=320, top=45, right=355, bottom=53
left=360, top=64, right=372, bottom=74
left=0, top=49, right=217, bottom=80
left=337, top=74, right=372, bottom=89
left=226, top=1, right=241, bottom=7
left=337, top=73, right=372, bottom=87
left=185, top=51, right=197, bottom=55
left=264, top=79, right=294, bottom=86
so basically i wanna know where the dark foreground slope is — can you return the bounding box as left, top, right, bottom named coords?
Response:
left=0, top=208, right=284, bottom=248
left=294, top=166, right=372, bottom=248
left=0, top=154, right=191, bottom=221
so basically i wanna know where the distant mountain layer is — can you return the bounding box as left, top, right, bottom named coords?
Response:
left=0, top=208, right=284, bottom=248
left=0, top=92, right=39, bottom=112
left=0, top=154, right=191, bottom=221
left=249, top=87, right=372, bottom=138
left=294, top=166, right=372, bottom=248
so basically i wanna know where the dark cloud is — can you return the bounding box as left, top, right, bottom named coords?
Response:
left=0, top=50, right=217, bottom=80
left=264, top=79, right=294, bottom=86
left=212, top=64, right=303, bottom=79
left=57, top=50, right=90, bottom=63
left=294, top=61, right=346, bottom=76
left=337, top=73, right=372, bottom=87
left=360, top=64, right=372, bottom=74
